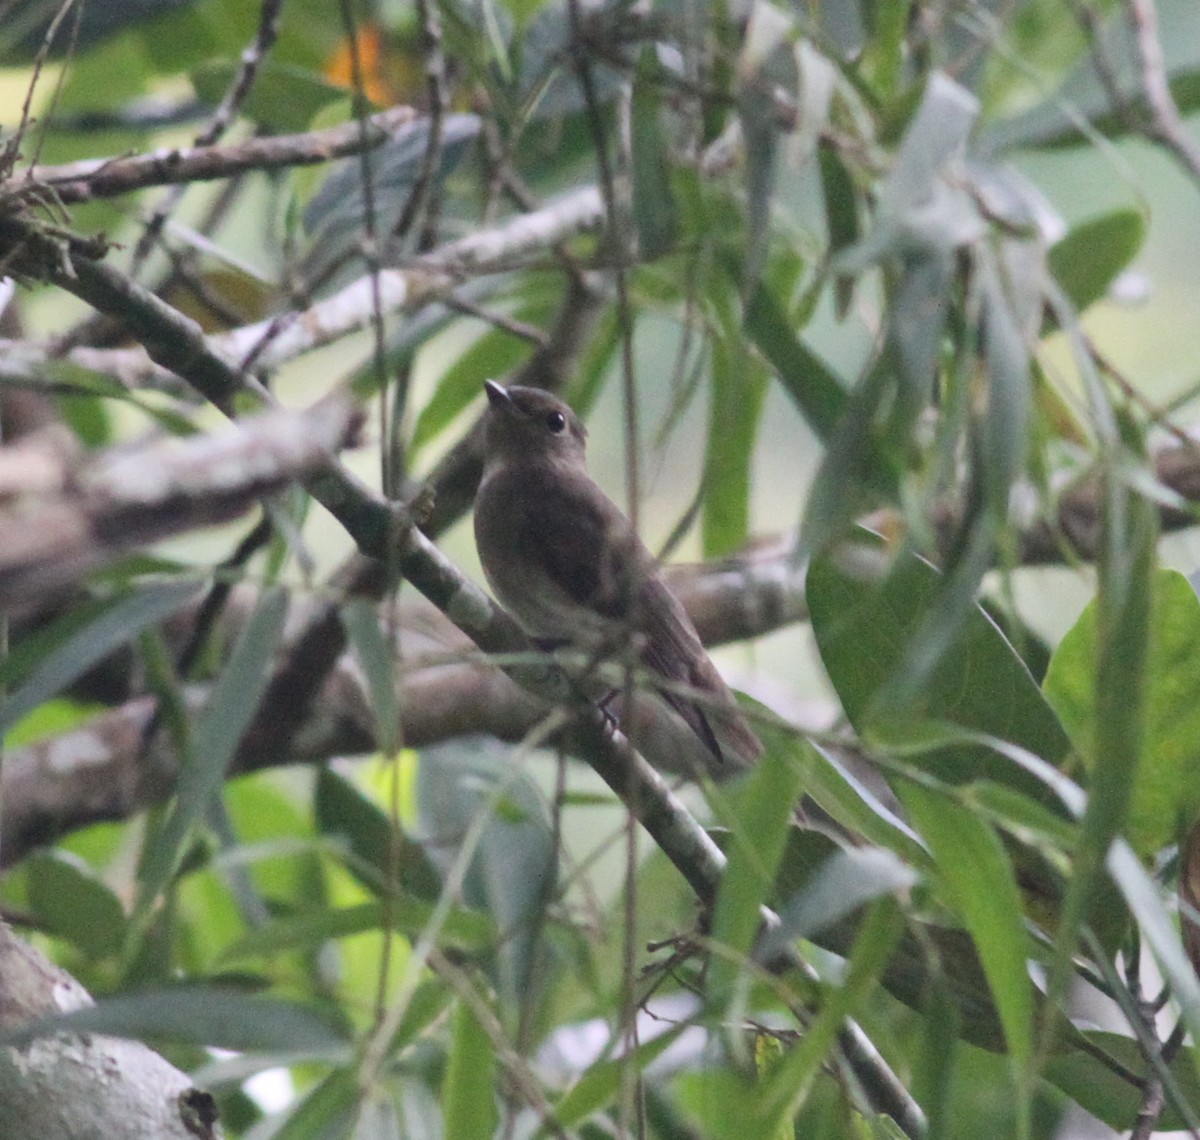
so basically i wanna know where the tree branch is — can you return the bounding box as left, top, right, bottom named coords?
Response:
left=0, top=922, right=218, bottom=1140
left=17, top=105, right=418, bottom=204
left=1126, top=0, right=1200, bottom=185
left=0, top=540, right=806, bottom=866
left=0, top=397, right=363, bottom=609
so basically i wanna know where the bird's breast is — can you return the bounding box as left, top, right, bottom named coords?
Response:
left=474, top=467, right=608, bottom=640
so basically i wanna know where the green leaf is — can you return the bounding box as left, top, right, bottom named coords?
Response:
left=1046, top=1030, right=1200, bottom=1132
left=342, top=600, right=399, bottom=756
left=818, top=142, right=860, bottom=316
left=702, top=332, right=768, bottom=557
left=978, top=244, right=1032, bottom=515
left=302, top=114, right=480, bottom=284
left=136, top=588, right=290, bottom=916
left=710, top=741, right=806, bottom=999
left=1042, top=465, right=1157, bottom=1043
left=800, top=739, right=931, bottom=867
left=220, top=900, right=495, bottom=963
left=743, top=280, right=847, bottom=441
left=546, top=1026, right=684, bottom=1133
left=671, top=1067, right=762, bottom=1140
left=270, top=1068, right=360, bottom=1140
left=314, top=767, right=441, bottom=901
left=759, top=845, right=918, bottom=962
left=1047, top=211, right=1147, bottom=314
left=5, top=987, right=349, bottom=1053
left=841, top=72, right=980, bottom=268
left=26, top=851, right=127, bottom=958
left=797, top=362, right=898, bottom=559
left=631, top=51, right=678, bottom=260
left=442, top=998, right=498, bottom=1140
left=410, top=322, right=537, bottom=455
left=757, top=897, right=904, bottom=1133
left=1044, top=567, right=1199, bottom=857
left=982, top=0, right=1200, bottom=151
left=1108, top=839, right=1200, bottom=1060
left=0, top=580, right=201, bottom=736
left=902, top=785, right=1034, bottom=1114
left=739, top=83, right=781, bottom=295
left=191, top=59, right=348, bottom=132
left=417, top=741, right=556, bottom=1007
left=889, top=250, right=952, bottom=422
left=807, top=533, right=1072, bottom=795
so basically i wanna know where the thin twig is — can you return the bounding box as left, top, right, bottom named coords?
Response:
left=125, top=0, right=284, bottom=277
left=334, top=0, right=391, bottom=494
left=392, top=0, right=448, bottom=253
left=1127, top=0, right=1200, bottom=184
left=20, top=105, right=418, bottom=204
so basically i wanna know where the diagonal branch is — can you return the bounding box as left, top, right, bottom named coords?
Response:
left=15, top=105, right=418, bottom=204
left=0, top=185, right=605, bottom=393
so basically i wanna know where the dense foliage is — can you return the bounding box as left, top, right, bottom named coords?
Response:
left=4, top=1, right=1200, bottom=1137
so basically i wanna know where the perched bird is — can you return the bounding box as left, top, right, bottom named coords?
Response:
left=473, top=380, right=762, bottom=777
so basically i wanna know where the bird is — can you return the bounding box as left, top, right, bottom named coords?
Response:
left=473, top=379, right=762, bottom=777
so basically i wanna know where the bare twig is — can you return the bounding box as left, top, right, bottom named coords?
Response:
left=124, top=0, right=282, bottom=276
left=1126, top=0, right=1200, bottom=184
left=0, top=186, right=605, bottom=398
left=17, top=105, right=418, bottom=204
left=216, top=184, right=604, bottom=371
left=392, top=0, right=448, bottom=251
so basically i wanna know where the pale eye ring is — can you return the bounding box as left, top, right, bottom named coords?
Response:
left=546, top=410, right=567, bottom=433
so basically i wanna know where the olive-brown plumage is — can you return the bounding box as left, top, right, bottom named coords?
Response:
left=473, top=380, right=762, bottom=775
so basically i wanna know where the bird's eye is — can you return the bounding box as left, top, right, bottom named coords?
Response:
left=545, top=410, right=567, bottom=434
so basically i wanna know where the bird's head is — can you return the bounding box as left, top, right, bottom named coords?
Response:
left=481, top=380, right=588, bottom=471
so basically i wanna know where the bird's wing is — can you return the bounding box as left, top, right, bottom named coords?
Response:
left=494, top=466, right=761, bottom=767
left=636, top=576, right=741, bottom=765
left=511, top=467, right=645, bottom=621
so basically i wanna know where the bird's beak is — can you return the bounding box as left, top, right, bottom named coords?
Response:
left=483, top=380, right=511, bottom=409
